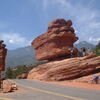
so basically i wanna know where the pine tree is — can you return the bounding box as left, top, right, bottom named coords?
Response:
left=95, top=41, right=100, bottom=56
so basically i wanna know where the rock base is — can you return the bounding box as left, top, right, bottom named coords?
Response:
left=27, top=54, right=100, bottom=81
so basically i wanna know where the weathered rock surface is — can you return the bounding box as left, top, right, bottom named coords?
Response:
left=2, top=80, right=12, bottom=93
left=32, top=19, right=78, bottom=61
left=0, top=40, right=7, bottom=72
left=2, top=80, right=18, bottom=93
left=27, top=54, right=100, bottom=81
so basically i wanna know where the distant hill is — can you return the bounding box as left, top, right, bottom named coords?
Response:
left=75, top=41, right=95, bottom=50
left=6, top=46, right=37, bottom=68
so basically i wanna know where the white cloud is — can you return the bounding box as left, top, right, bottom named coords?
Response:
left=89, top=37, right=100, bottom=42
left=52, top=0, right=100, bottom=43
left=29, top=0, right=100, bottom=44
left=0, top=33, right=26, bottom=44
left=9, top=39, right=15, bottom=44
left=0, top=33, right=31, bottom=49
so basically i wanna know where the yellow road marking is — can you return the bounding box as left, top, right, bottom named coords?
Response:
left=15, top=82, right=87, bottom=100
left=0, top=97, right=14, bottom=100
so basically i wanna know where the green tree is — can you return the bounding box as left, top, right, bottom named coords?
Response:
left=6, top=62, right=47, bottom=79
left=6, top=67, right=13, bottom=79
left=94, top=41, right=100, bottom=56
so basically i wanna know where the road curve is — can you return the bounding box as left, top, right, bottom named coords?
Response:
left=0, top=79, right=100, bottom=100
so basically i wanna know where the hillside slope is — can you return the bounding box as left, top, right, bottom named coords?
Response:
left=75, top=41, right=95, bottom=50
left=6, top=46, right=36, bottom=67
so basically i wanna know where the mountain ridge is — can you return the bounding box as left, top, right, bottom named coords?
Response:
left=75, top=41, right=95, bottom=50
left=6, top=46, right=36, bottom=68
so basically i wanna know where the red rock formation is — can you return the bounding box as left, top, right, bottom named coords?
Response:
left=2, top=80, right=17, bottom=93
left=32, top=19, right=78, bottom=61
left=27, top=54, right=100, bottom=81
left=2, top=80, right=12, bottom=93
left=16, top=73, right=28, bottom=79
left=0, top=40, right=7, bottom=72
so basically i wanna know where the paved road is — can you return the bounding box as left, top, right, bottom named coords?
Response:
left=0, top=79, right=100, bottom=100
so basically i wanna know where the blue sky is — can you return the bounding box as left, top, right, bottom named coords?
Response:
left=0, top=0, right=100, bottom=50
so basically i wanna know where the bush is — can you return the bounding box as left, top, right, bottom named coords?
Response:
left=6, top=62, right=46, bottom=79
left=6, top=67, right=14, bottom=79
left=94, top=41, right=100, bottom=56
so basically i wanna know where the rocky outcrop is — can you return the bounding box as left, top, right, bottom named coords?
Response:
left=2, top=80, right=12, bottom=93
left=32, top=19, right=78, bottom=61
left=17, top=73, right=28, bottom=79
left=0, top=40, right=7, bottom=72
left=27, top=54, right=100, bottom=81
left=2, top=80, right=17, bottom=93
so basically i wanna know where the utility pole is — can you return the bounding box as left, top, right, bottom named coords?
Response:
left=0, top=40, right=7, bottom=90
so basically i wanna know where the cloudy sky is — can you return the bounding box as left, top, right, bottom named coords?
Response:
left=0, top=0, right=100, bottom=50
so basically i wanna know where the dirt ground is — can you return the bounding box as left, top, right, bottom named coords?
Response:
left=48, top=81, right=100, bottom=90
left=47, top=74, right=100, bottom=90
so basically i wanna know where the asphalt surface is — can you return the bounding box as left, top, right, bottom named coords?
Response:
left=0, top=79, right=100, bottom=100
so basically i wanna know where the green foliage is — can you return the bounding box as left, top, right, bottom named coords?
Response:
left=94, top=41, right=100, bottom=56
left=6, top=62, right=46, bottom=79
left=6, top=67, right=14, bottom=79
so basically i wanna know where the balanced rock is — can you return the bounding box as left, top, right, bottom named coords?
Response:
left=27, top=54, right=100, bottom=81
left=32, top=19, right=78, bottom=61
left=0, top=40, right=7, bottom=72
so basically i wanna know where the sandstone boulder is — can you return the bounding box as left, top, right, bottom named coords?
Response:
left=2, top=80, right=18, bottom=93
left=32, top=19, right=78, bottom=61
left=27, top=54, right=100, bottom=81
left=2, top=80, right=12, bottom=93
left=17, top=73, right=28, bottom=79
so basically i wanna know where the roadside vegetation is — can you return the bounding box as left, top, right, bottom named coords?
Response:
left=94, top=41, right=100, bottom=56
left=6, top=62, right=45, bottom=79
